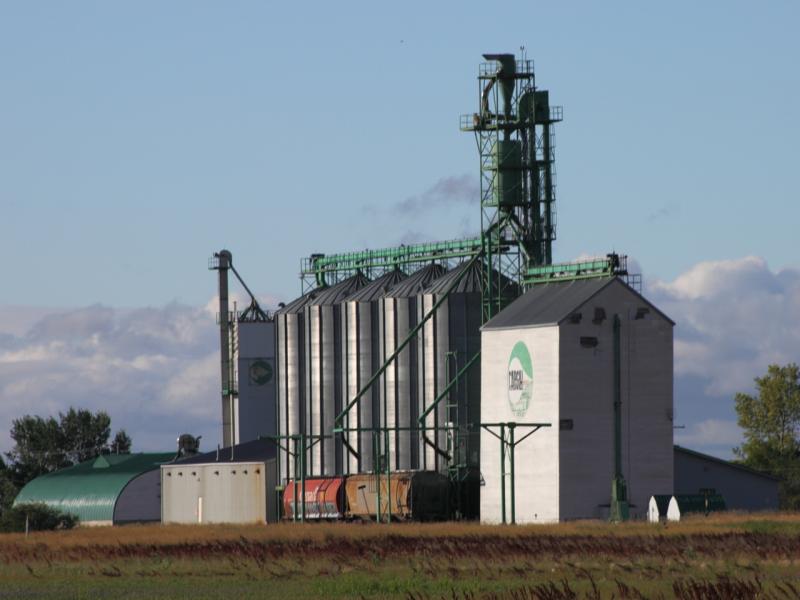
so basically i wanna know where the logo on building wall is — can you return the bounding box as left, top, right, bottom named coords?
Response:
left=249, top=359, right=273, bottom=386
left=507, top=341, right=533, bottom=417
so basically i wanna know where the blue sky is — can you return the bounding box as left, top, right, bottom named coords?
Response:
left=2, top=1, right=798, bottom=306
left=0, top=2, right=798, bottom=458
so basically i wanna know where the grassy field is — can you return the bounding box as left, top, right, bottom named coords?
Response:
left=1, top=514, right=800, bottom=599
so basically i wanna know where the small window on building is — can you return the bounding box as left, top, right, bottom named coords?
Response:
left=593, top=307, right=606, bottom=324
left=635, top=307, right=650, bottom=320
left=580, top=336, right=598, bottom=348
left=568, top=312, right=582, bottom=324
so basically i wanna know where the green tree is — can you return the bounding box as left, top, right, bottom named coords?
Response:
left=0, top=457, right=18, bottom=514
left=5, top=415, right=67, bottom=487
left=111, top=429, right=132, bottom=454
left=734, top=363, right=800, bottom=509
left=5, top=408, right=132, bottom=488
left=59, top=407, right=111, bottom=464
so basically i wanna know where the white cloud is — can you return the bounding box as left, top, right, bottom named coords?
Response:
left=0, top=302, right=222, bottom=455
left=647, top=256, right=800, bottom=458
left=648, top=257, right=800, bottom=397
left=675, top=419, right=743, bottom=454
left=0, top=255, right=796, bottom=463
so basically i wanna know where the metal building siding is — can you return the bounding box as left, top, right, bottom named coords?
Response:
left=598, top=280, right=673, bottom=518
left=14, top=453, right=174, bottom=525
left=557, top=279, right=673, bottom=520
left=673, top=447, right=779, bottom=511
left=557, top=306, right=615, bottom=520
left=276, top=289, right=314, bottom=482
left=236, top=321, right=276, bottom=444
left=480, top=326, right=560, bottom=523
left=113, top=469, right=161, bottom=523
left=161, top=462, right=268, bottom=524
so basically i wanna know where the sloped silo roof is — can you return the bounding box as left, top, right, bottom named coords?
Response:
left=13, top=453, right=175, bottom=524
left=275, top=287, right=319, bottom=315
left=424, top=260, right=519, bottom=296
left=344, top=269, right=407, bottom=302
left=385, top=264, right=446, bottom=298
left=309, top=272, right=371, bottom=305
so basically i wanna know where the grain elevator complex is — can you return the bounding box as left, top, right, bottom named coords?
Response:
left=208, top=53, right=677, bottom=524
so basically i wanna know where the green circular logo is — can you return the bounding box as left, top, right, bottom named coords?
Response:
left=507, top=341, right=533, bottom=417
left=249, top=359, right=273, bottom=386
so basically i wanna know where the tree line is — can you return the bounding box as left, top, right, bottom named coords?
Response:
left=0, top=408, right=131, bottom=514
left=734, top=363, right=800, bottom=509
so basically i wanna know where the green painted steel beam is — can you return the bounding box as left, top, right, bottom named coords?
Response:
left=524, top=254, right=627, bottom=285
left=303, top=238, right=482, bottom=276
left=418, top=351, right=481, bottom=424
left=333, top=251, right=484, bottom=432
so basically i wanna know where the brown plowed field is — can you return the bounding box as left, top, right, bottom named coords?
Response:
left=1, top=514, right=799, bottom=598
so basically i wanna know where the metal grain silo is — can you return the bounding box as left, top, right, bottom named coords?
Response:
left=275, top=289, right=317, bottom=482
left=383, top=264, right=446, bottom=471
left=341, top=269, right=407, bottom=474
left=305, top=273, right=370, bottom=476
left=419, top=261, right=486, bottom=476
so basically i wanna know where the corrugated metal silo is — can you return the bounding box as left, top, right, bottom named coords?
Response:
left=419, top=261, right=487, bottom=475
left=305, top=273, right=370, bottom=476
left=275, top=289, right=317, bottom=482
left=383, top=264, right=446, bottom=471
left=341, top=269, right=407, bottom=474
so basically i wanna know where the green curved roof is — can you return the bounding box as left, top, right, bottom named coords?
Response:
left=14, top=453, right=175, bottom=523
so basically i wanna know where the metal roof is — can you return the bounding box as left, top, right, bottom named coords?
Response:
left=674, top=445, right=781, bottom=481
left=309, top=272, right=370, bottom=306
left=482, top=277, right=674, bottom=330
left=385, top=264, right=446, bottom=298
left=275, top=289, right=318, bottom=315
left=13, top=453, right=175, bottom=523
left=344, top=269, right=407, bottom=302
left=482, top=277, right=614, bottom=330
left=424, top=260, right=519, bottom=296
left=175, top=438, right=277, bottom=465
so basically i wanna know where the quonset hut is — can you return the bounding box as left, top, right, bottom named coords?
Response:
left=14, top=453, right=174, bottom=526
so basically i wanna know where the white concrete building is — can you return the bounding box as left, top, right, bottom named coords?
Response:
left=480, top=277, right=674, bottom=523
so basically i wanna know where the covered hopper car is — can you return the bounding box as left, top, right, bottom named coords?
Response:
left=283, top=477, right=346, bottom=520
left=282, top=471, right=452, bottom=521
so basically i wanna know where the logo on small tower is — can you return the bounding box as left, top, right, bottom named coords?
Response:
left=507, top=341, right=533, bottom=417
left=249, top=359, right=273, bottom=386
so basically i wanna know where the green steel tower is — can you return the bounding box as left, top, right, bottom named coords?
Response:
left=461, top=54, right=562, bottom=321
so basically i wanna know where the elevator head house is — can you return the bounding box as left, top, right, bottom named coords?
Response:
left=480, top=276, right=674, bottom=523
